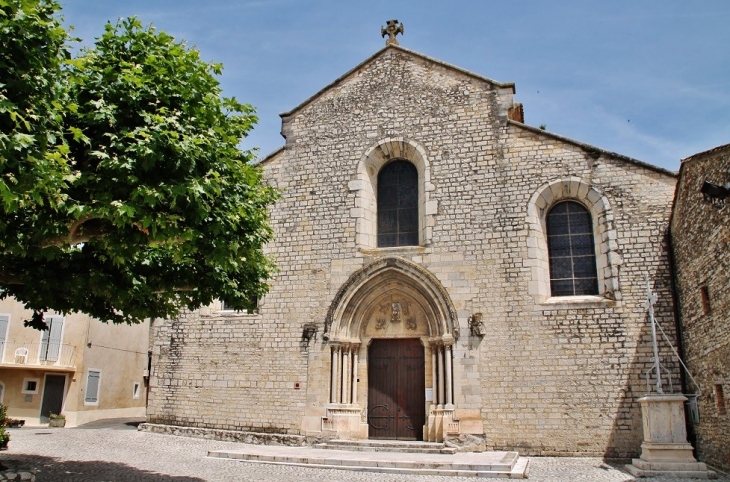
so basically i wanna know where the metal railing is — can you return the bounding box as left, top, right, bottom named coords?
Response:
left=0, top=342, right=77, bottom=368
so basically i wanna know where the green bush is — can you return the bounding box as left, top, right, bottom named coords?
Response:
left=0, top=405, right=9, bottom=444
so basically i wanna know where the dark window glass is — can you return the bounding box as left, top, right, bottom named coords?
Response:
left=546, top=201, right=598, bottom=296
left=222, top=296, right=258, bottom=314
left=377, top=161, right=419, bottom=247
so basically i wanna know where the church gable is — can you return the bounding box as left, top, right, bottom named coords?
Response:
left=280, top=46, right=517, bottom=149
left=282, top=45, right=515, bottom=118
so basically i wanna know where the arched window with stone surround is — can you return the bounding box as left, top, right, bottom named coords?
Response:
left=546, top=200, right=599, bottom=296
left=526, top=177, right=621, bottom=305
left=351, top=138, right=436, bottom=249
left=377, top=160, right=419, bottom=247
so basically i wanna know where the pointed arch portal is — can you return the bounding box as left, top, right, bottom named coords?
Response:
left=321, top=257, right=460, bottom=441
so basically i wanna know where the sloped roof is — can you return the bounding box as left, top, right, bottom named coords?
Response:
left=681, top=142, right=730, bottom=163
left=509, top=120, right=677, bottom=177
left=279, top=44, right=516, bottom=119
left=261, top=45, right=677, bottom=178
left=254, top=146, right=283, bottom=166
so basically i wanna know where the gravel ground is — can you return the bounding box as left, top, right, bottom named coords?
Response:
left=0, top=419, right=726, bottom=482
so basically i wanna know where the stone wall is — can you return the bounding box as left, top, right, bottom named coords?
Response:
left=147, top=306, right=308, bottom=434
left=148, top=45, right=680, bottom=457
left=670, top=143, right=730, bottom=471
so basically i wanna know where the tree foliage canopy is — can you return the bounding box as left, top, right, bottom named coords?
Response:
left=0, top=1, right=277, bottom=329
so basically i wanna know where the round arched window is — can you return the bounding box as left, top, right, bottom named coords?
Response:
left=377, top=161, right=418, bottom=247
left=546, top=201, right=598, bottom=296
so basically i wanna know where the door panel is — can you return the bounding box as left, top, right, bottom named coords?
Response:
left=40, top=374, right=65, bottom=423
left=368, top=339, right=425, bottom=440
left=367, top=341, right=397, bottom=438
left=398, top=341, right=425, bottom=438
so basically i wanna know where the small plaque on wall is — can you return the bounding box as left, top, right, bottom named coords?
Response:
left=425, top=388, right=433, bottom=401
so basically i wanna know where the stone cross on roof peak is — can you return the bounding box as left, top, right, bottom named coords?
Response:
left=381, top=19, right=404, bottom=46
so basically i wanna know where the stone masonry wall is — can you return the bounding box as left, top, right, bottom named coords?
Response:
left=671, top=144, right=730, bottom=471
left=148, top=46, right=680, bottom=457
left=484, top=126, right=679, bottom=457
left=147, top=305, right=308, bottom=434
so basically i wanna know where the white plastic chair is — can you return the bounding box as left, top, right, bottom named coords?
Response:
left=14, top=347, right=28, bottom=364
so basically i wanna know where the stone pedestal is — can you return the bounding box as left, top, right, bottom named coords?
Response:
left=323, top=405, right=363, bottom=440
left=425, top=407, right=460, bottom=443
left=625, top=395, right=716, bottom=478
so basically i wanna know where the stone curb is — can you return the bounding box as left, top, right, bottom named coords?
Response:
left=138, top=423, right=308, bottom=446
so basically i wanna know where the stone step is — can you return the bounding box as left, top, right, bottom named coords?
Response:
left=314, top=439, right=457, bottom=454
left=208, top=445, right=529, bottom=478
left=625, top=459, right=717, bottom=479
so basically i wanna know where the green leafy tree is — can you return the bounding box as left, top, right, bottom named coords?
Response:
left=0, top=0, right=71, bottom=222
left=0, top=1, right=277, bottom=329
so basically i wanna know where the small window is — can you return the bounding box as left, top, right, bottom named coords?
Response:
left=133, top=382, right=141, bottom=399
left=546, top=201, right=598, bottom=296
left=222, top=296, right=258, bottom=314
left=84, top=369, right=101, bottom=405
left=700, top=286, right=711, bottom=315
left=377, top=160, right=419, bottom=247
left=715, top=384, right=726, bottom=415
left=22, top=378, right=39, bottom=394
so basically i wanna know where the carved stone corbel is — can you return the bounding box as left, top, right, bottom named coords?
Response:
left=469, top=313, right=485, bottom=337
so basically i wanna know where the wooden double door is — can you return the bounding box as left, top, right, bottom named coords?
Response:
left=367, top=339, right=425, bottom=440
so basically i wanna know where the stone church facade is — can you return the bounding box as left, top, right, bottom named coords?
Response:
left=146, top=43, right=682, bottom=458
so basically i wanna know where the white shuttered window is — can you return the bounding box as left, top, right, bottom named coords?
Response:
left=40, top=316, right=64, bottom=362
left=0, top=315, right=8, bottom=358
left=85, top=369, right=101, bottom=404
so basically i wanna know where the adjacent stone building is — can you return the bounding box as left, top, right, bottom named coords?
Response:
left=670, top=143, right=730, bottom=471
left=146, top=40, right=683, bottom=458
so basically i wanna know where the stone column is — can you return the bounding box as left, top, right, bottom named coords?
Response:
left=330, top=345, right=339, bottom=404
left=437, top=345, right=445, bottom=408
left=350, top=345, right=359, bottom=404
left=431, top=343, right=438, bottom=406
left=340, top=344, right=349, bottom=404
left=445, top=342, right=454, bottom=408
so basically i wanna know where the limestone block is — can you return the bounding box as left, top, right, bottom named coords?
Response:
left=425, top=200, right=438, bottom=215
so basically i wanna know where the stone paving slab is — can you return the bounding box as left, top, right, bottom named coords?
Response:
left=210, top=443, right=517, bottom=466
left=209, top=444, right=526, bottom=477
left=0, top=420, right=727, bottom=481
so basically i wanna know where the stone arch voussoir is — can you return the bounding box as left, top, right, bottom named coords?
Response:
left=324, top=257, right=458, bottom=341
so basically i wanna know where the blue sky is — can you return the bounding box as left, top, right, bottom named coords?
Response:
left=59, top=1, right=730, bottom=171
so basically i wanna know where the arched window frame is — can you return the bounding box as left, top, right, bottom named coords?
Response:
left=350, top=138, right=437, bottom=249
left=376, top=160, right=419, bottom=247
left=545, top=200, right=599, bottom=297
left=526, top=177, right=622, bottom=306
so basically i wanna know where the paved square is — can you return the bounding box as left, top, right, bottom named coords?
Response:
left=1, top=420, right=727, bottom=481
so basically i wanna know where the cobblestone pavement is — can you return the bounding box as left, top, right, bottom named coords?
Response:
left=1, top=420, right=727, bottom=481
